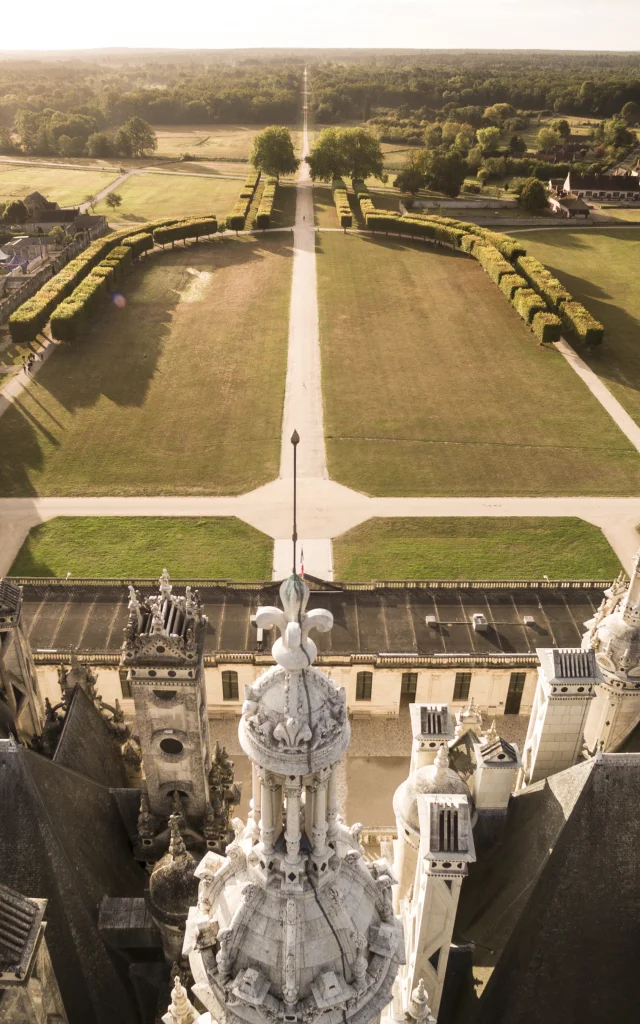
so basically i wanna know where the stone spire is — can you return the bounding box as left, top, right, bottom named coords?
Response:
left=149, top=815, right=199, bottom=962
left=162, top=975, right=199, bottom=1024
left=407, top=978, right=435, bottom=1023
left=184, top=574, right=404, bottom=1024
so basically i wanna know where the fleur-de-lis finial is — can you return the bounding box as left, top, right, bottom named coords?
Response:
left=254, top=575, right=333, bottom=670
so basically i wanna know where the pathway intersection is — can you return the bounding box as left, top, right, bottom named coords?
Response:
left=1, top=76, right=640, bottom=579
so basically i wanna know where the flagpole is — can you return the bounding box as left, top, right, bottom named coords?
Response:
left=291, top=430, right=299, bottom=576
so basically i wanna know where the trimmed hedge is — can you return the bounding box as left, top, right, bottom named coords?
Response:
left=405, top=213, right=526, bottom=261
left=50, top=274, right=108, bottom=342
left=122, top=232, right=153, bottom=259
left=332, top=180, right=352, bottom=228
left=153, top=217, right=218, bottom=246
left=515, top=255, right=571, bottom=312
left=560, top=301, right=604, bottom=347
left=514, top=287, right=547, bottom=325
left=532, top=311, right=563, bottom=344
left=475, top=244, right=514, bottom=284
left=499, top=272, right=528, bottom=302
left=226, top=196, right=251, bottom=231
left=8, top=218, right=178, bottom=344
left=244, top=168, right=261, bottom=191
left=256, top=177, right=277, bottom=230
left=353, top=180, right=376, bottom=225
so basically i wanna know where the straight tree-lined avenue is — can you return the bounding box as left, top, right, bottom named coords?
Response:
left=2, top=71, right=640, bottom=579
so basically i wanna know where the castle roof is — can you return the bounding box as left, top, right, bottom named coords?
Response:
left=0, top=883, right=45, bottom=980
left=0, top=738, right=145, bottom=1023
left=450, top=753, right=640, bottom=1024
left=53, top=684, right=128, bottom=789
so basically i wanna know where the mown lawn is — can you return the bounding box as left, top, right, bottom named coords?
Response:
left=0, top=163, right=119, bottom=207
left=94, top=172, right=242, bottom=223
left=9, top=516, right=273, bottom=580
left=517, top=228, right=640, bottom=426
left=334, top=517, right=621, bottom=581
left=316, top=231, right=640, bottom=496
left=0, top=237, right=292, bottom=496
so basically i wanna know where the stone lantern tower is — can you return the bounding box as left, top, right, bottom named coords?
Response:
left=121, top=571, right=211, bottom=827
left=184, top=575, right=405, bottom=1024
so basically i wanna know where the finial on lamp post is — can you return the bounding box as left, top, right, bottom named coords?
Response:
left=291, top=430, right=300, bottom=577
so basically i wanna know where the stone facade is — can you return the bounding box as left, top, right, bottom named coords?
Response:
left=0, top=579, right=44, bottom=740
left=0, top=886, right=67, bottom=1024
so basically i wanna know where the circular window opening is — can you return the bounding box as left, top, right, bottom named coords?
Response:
left=154, top=690, right=177, bottom=701
left=160, top=737, right=184, bottom=756
left=497, top=753, right=506, bottom=759
left=577, top=687, right=584, bottom=693
left=168, top=670, right=177, bottom=678
left=560, top=686, right=568, bottom=692
left=442, top=861, right=452, bottom=868
left=148, top=670, right=157, bottom=678
left=156, top=645, right=165, bottom=654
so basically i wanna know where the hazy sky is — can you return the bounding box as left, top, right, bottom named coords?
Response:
left=2, top=0, right=640, bottom=52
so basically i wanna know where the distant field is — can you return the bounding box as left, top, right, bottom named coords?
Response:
left=334, top=517, right=622, bottom=581
left=10, top=516, right=273, bottom=580
left=598, top=208, right=640, bottom=223
left=152, top=124, right=305, bottom=164
left=0, top=163, right=118, bottom=207
left=0, top=237, right=293, bottom=496
left=316, top=231, right=640, bottom=496
left=94, top=172, right=242, bottom=223
left=517, top=227, right=640, bottom=427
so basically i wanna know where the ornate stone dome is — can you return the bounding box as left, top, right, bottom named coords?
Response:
left=393, top=747, right=471, bottom=836
left=149, top=816, right=199, bottom=925
left=583, top=562, right=640, bottom=685
left=239, top=576, right=350, bottom=775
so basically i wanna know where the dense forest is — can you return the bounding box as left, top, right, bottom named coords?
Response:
left=0, top=50, right=638, bottom=163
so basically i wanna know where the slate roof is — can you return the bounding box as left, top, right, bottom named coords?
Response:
left=567, top=171, right=640, bottom=192
left=14, top=580, right=607, bottom=663
left=449, top=753, right=640, bottom=1024
left=0, top=738, right=146, bottom=1023
left=0, top=883, right=44, bottom=979
left=53, top=685, right=128, bottom=789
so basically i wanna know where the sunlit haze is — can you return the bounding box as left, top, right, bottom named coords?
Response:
left=2, top=0, right=640, bottom=52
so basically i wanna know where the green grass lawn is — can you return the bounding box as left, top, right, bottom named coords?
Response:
left=314, top=185, right=338, bottom=227
left=0, top=236, right=292, bottom=496
left=517, top=228, right=640, bottom=426
left=0, top=164, right=119, bottom=207
left=9, top=516, right=273, bottom=579
left=316, top=232, right=640, bottom=496
left=597, top=208, right=640, bottom=223
left=333, top=517, right=621, bottom=581
left=152, top=124, right=305, bottom=162
left=95, top=172, right=242, bottom=224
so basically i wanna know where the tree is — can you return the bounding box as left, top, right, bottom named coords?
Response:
left=423, top=123, right=442, bottom=149
left=621, top=101, right=640, bottom=125
left=476, top=126, right=501, bottom=154
left=114, top=127, right=133, bottom=158
left=3, top=199, right=28, bottom=225
left=121, top=116, right=157, bottom=158
left=339, top=128, right=384, bottom=182
left=518, top=178, right=548, bottom=214
left=509, top=134, right=527, bottom=155
left=57, top=134, right=85, bottom=157
left=105, top=192, right=123, bottom=211
left=483, top=103, right=515, bottom=125
left=306, top=126, right=384, bottom=183
left=86, top=131, right=113, bottom=158
left=84, top=194, right=97, bottom=211
left=422, top=150, right=468, bottom=198
left=603, top=117, right=635, bottom=148
left=551, top=118, right=571, bottom=139
left=536, top=127, right=563, bottom=152
left=393, top=165, right=425, bottom=194
left=0, top=126, right=14, bottom=154
left=251, top=126, right=299, bottom=179
left=305, top=127, right=345, bottom=181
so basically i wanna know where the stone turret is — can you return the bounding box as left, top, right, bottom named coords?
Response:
left=582, top=554, right=640, bottom=752
left=162, top=976, right=201, bottom=1024
left=149, top=815, right=199, bottom=962
left=184, top=575, right=405, bottom=1024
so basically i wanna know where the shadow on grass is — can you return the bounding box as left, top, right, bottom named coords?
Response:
left=0, top=237, right=293, bottom=497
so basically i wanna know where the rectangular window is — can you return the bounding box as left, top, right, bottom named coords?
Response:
left=453, top=672, right=471, bottom=702
left=505, top=672, right=526, bottom=715
left=222, top=670, right=239, bottom=701
left=356, top=672, right=373, bottom=701
left=401, top=672, right=418, bottom=696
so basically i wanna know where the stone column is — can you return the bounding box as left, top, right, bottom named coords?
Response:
left=312, top=774, right=328, bottom=857
left=327, top=765, right=339, bottom=841
left=260, top=773, right=276, bottom=853
left=250, top=764, right=261, bottom=826
left=284, top=777, right=302, bottom=863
